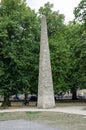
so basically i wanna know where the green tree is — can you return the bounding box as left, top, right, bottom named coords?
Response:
left=74, top=0, right=86, bottom=25
left=38, top=2, right=65, bottom=37
left=61, top=0, right=86, bottom=100
left=0, top=0, right=39, bottom=106
left=38, top=2, right=70, bottom=95
left=65, top=22, right=86, bottom=100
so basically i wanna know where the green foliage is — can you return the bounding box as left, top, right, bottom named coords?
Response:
left=73, top=0, right=86, bottom=88
left=65, top=21, right=86, bottom=99
left=0, top=0, right=40, bottom=103
left=50, top=37, right=70, bottom=93
left=0, top=0, right=86, bottom=104
left=74, top=0, right=86, bottom=24
left=38, top=2, right=65, bottom=37
left=38, top=2, right=69, bottom=93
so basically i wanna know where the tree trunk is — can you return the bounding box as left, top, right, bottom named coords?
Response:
left=1, top=95, right=11, bottom=107
left=24, top=93, right=28, bottom=106
left=72, top=88, right=77, bottom=100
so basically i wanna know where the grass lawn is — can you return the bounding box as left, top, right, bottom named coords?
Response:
left=0, top=101, right=86, bottom=130
left=0, top=112, right=86, bottom=130
left=0, top=111, right=86, bottom=130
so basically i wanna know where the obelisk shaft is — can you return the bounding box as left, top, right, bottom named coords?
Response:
left=37, top=15, right=55, bottom=108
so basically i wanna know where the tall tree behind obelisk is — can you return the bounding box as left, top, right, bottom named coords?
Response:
left=37, top=15, right=55, bottom=108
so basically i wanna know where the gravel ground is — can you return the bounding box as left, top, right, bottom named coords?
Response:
left=0, top=119, right=61, bottom=130
left=0, top=106, right=86, bottom=115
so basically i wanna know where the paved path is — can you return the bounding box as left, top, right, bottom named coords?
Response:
left=0, top=106, right=86, bottom=115
left=0, top=106, right=86, bottom=130
left=0, top=119, right=61, bottom=130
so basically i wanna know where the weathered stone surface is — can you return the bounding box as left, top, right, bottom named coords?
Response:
left=37, top=15, right=55, bottom=109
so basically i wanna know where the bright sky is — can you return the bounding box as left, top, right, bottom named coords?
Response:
left=27, top=0, right=81, bottom=23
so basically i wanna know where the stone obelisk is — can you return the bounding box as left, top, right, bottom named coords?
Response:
left=37, top=15, right=55, bottom=109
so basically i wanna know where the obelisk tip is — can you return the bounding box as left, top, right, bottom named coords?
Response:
left=42, top=15, right=46, bottom=19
